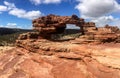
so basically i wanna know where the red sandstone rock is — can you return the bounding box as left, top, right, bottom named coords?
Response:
left=1, top=14, right=120, bottom=78
left=32, top=14, right=86, bottom=36
left=16, top=14, right=120, bottom=45
left=1, top=43, right=120, bottom=78
left=31, top=14, right=120, bottom=43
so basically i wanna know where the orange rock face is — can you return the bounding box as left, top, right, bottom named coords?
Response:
left=32, top=14, right=86, bottom=38
left=1, top=14, right=120, bottom=78
left=15, top=14, right=120, bottom=44
left=1, top=42, right=120, bottom=78
left=32, top=14, right=120, bottom=43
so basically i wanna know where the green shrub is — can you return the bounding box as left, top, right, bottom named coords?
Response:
left=0, top=32, right=29, bottom=46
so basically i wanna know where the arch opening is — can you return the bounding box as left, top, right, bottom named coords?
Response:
left=51, top=24, right=82, bottom=41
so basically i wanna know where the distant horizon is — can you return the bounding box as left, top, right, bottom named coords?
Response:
left=0, top=0, right=120, bottom=29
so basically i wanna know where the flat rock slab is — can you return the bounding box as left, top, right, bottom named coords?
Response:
left=0, top=43, right=120, bottom=78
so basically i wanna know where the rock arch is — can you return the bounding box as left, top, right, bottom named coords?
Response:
left=32, top=14, right=96, bottom=39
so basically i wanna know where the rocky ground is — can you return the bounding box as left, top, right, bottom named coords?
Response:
left=0, top=14, right=120, bottom=78
left=0, top=46, right=14, bottom=54
left=0, top=40, right=120, bottom=78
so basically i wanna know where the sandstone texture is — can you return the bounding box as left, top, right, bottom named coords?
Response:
left=0, top=14, right=120, bottom=78
left=0, top=46, right=14, bottom=55
left=1, top=41, right=120, bottom=78
left=32, top=14, right=96, bottom=39
left=18, top=14, right=120, bottom=43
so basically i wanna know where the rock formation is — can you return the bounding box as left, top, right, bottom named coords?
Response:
left=0, top=14, right=120, bottom=78
left=18, top=14, right=120, bottom=44
left=32, top=14, right=97, bottom=39
left=1, top=41, right=120, bottom=78
left=32, top=14, right=84, bottom=39
left=78, top=24, right=120, bottom=44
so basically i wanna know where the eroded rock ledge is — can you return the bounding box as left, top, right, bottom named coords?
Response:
left=0, top=14, right=120, bottom=78
left=1, top=42, right=120, bottom=78
left=17, top=14, right=120, bottom=44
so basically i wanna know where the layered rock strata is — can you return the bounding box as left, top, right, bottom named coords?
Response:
left=32, top=14, right=97, bottom=39
left=1, top=14, right=120, bottom=78
left=31, top=14, right=120, bottom=43
left=1, top=41, right=120, bottom=78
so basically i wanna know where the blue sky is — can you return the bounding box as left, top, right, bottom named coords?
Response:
left=0, top=0, right=120, bottom=29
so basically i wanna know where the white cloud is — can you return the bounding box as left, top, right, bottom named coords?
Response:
left=9, top=8, right=25, bottom=17
left=91, top=15, right=119, bottom=26
left=66, top=24, right=80, bottom=29
left=108, top=18, right=120, bottom=27
left=30, top=0, right=42, bottom=5
left=24, top=11, right=42, bottom=20
left=4, top=1, right=15, bottom=10
left=0, top=25, right=3, bottom=27
left=30, top=0, right=62, bottom=5
left=7, top=23, right=17, bottom=26
left=9, top=8, right=42, bottom=20
left=0, top=23, right=18, bottom=28
left=0, top=23, right=31, bottom=29
left=0, top=5, right=7, bottom=12
left=75, top=0, right=120, bottom=27
left=3, top=1, right=43, bottom=20
left=43, top=0, right=61, bottom=4
left=6, top=23, right=18, bottom=28
left=76, top=0, right=120, bottom=18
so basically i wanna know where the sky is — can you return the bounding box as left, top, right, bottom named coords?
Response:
left=0, top=0, right=120, bottom=29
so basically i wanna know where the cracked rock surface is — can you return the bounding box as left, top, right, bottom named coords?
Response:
left=0, top=41, right=120, bottom=78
